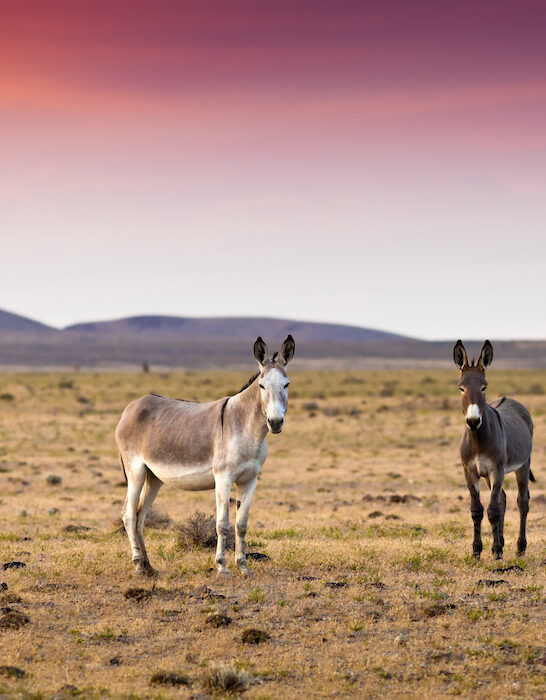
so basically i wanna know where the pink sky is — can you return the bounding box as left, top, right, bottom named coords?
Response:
left=1, top=1, right=545, bottom=338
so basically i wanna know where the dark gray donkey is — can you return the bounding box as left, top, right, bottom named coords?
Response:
left=453, top=340, right=535, bottom=559
left=116, top=335, right=295, bottom=576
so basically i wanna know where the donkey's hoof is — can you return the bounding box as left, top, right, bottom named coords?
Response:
left=472, top=550, right=481, bottom=560
left=216, top=567, right=231, bottom=577
left=144, top=563, right=157, bottom=577
left=238, top=566, right=253, bottom=578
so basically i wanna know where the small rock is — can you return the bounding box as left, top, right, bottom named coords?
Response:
left=48, top=508, right=60, bottom=515
left=493, top=565, right=523, bottom=574
left=109, top=655, right=122, bottom=666
left=246, top=552, right=271, bottom=561
left=394, top=633, right=407, bottom=646
left=0, top=665, right=25, bottom=679
left=2, top=561, right=26, bottom=571
left=241, top=628, right=270, bottom=644
left=368, top=511, right=383, bottom=518
left=477, top=579, right=509, bottom=587
left=45, top=474, right=62, bottom=485
left=325, top=581, right=348, bottom=589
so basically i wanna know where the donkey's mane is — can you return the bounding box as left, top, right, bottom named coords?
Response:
left=236, top=352, right=281, bottom=394
left=237, top=372, right=260, bottom=394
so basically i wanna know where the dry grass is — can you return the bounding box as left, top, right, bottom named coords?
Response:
left=0, top=369, right=544, bottom=698
left=201, top=663, right=250, bottom=694
left=177, top=510, right=235, bottom=550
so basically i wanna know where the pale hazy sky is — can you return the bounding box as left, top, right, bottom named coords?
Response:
left=1, top=1, right=545, bottom=339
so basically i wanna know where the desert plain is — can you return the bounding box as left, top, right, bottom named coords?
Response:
left=0, top=368, right=544, bottom=698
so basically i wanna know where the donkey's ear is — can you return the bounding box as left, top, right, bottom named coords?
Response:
left=453, top=340, right=468, bottom=370
left=278, top=334, right=295, bottom=366
left=477, top=340, right=493, bottom=370
left=253, top=336, right=269, bottom=367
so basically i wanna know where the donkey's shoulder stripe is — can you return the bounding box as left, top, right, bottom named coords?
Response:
left=220, top=397, right=229, bottom=429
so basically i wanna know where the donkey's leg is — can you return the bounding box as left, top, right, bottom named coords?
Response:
left=214, top=472, right=233, bottom=575
left=465, top=469, right=483, bottom=558
left=515, top=463, right=530, bottom=556
left=487, top=470, right=505, bottom=559
left=235, top=476, right=258, bottom=576
left=498, top=488, right=507, bottom=551
left=136, top=469, right=163, bottom=576
left=121, top=457, right=147, bottom=574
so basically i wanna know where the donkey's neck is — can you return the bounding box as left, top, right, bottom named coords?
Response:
left=466, top=404, right=496, bottom=449
left=229, top=380, right=268, bottom=442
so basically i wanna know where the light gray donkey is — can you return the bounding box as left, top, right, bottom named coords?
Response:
left=115, top=335, right=295, bottom=576
left=453, top=340, right=535, bottom=559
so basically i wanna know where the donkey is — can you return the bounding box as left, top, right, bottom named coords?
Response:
left=115, top=335, right=295, bottom=576
left=453, top=340, right=535, bottom=559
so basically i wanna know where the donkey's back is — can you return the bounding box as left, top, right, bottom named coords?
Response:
left=492, top=397, right=533, bottom=437
left=115, top=393, right=225, bottom=468
left=491, top=397, right=533, bottom=472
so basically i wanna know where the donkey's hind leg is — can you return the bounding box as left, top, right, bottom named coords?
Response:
left=121, top=457, right=147, bottom=575
left=515, top=463, right=531, bottom=555
left=135, top=469, right=163, bottom=576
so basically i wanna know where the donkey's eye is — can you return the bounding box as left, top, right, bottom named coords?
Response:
left=459, top=387, right=465, bottom=393
left=481, top=386, right=487, bottom=392
left=259, top=384, right=265, bottom=390
left=284, top=382, right=290, bottom=389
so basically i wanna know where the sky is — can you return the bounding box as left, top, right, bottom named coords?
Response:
left=1, top=0, right=545, bottom=339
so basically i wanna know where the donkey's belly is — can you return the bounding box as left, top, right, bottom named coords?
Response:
left=147, top=461, right=215, bottom=491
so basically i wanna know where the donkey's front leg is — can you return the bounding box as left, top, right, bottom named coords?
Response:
left=487, top=471, right=505, bottom=559
left=214, top=473, right=233, bottom=575
left=465, top=469, right=483, bottom=558
left=235, top=476, right=258, bottom=576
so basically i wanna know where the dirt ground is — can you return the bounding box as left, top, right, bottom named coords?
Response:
left=0, top=369, right=544, bottom=699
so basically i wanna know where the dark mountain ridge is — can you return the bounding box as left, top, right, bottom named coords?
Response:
left=64, top=315, right=413, bottom=342
left=0, top=308, right=55, bottom=333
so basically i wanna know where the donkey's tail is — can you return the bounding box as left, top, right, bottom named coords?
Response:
left=529, top=469, right=536, bottom=483
left=119, top=453, right=127, bottom=483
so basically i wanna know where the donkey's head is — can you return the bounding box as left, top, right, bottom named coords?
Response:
left=253, top=335, right=295, bottom=433
left=453, top=339, right=493, bottom=431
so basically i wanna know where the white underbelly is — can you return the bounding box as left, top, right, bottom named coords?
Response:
left=475, top=458, right=524, bottom=478
left=147, top=461, right=215, bottom=491
left=504, top=462, right=524, bottom=476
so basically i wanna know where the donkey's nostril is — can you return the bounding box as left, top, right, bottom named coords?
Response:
left=268, top=418, right=283, bottom=432
left=466, top=417, right=482, bottom=431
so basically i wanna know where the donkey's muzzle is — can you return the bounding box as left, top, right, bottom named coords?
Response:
left=466, top=417, right=482, bottom=431
left=268, top=418, right=284, bottom=433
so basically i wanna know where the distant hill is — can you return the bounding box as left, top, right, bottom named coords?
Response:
left=0, top=308, right=55, bottom=333
left=64, top=315, right=413, bottom=343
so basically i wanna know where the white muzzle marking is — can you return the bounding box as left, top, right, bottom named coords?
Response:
left=466, top=404, right=481, bottom=421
